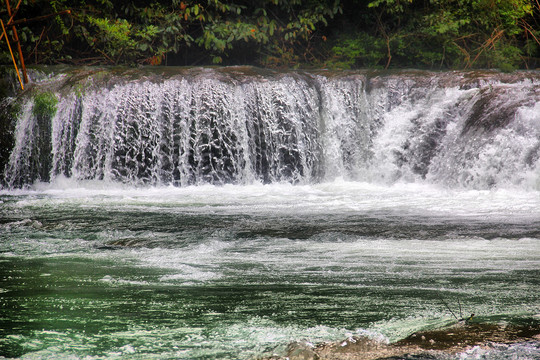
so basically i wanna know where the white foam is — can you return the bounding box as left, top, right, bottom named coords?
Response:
left=3, top=180, right=538, bottom=222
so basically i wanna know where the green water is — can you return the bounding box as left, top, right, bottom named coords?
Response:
left=1, top=183, right=539, bottom=359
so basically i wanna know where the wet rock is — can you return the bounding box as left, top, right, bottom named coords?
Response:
left=262, top=323, right=540, bottom=360
left=320, top=335, right=384, bottom=355
left=286, top=341, right=319, bottom=360
left=395, top=323, right=540, bottom=351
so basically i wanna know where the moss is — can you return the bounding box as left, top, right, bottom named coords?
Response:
left=32, top=92, right=58, bottom=118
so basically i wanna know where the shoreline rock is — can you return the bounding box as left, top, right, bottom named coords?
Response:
left=261, top=323, right=540, bottom=360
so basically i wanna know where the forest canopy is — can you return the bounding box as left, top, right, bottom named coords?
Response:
left=0, top=0, right=539, bottom=70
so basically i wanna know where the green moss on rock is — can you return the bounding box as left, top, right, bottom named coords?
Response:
left=32, top=92, right=58, bottom=118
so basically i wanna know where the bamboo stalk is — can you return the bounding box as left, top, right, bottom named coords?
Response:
left=0, top=0, right=23, bottom=40
left=5, top=0, right=22, bottom=26
left=5, top=0, right=28, bottom=83
left=0, top=19, right=24, bottom=90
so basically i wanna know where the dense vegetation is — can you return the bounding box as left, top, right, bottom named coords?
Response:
left=0, top=0, right=539, bottom=70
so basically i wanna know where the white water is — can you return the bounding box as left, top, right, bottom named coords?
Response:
left=4, top=178, right=540, bottom=219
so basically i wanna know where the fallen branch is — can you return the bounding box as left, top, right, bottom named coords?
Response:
left=520, top=20, right=540, bottom=46
left=96, top=48, right=115, bottom=64
left=7, top=10, right=71, bottom=27
left=469, top=29, right=504, bottom=68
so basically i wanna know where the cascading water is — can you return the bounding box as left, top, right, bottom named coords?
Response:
left=1, top=67, right=540, bottom=360
left=2, top=67, right=539, bottom=189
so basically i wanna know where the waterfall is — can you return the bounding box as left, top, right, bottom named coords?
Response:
left=2, top=67, right=540, bottom=189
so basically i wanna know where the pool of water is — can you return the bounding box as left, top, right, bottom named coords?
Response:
left=1, top=180, right=539, bottom=359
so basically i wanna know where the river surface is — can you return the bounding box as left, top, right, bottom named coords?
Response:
left=1, top=67, right=539, bottom=359
left=1, top=180, right=539, bottom=359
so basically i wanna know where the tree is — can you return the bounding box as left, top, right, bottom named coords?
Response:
left=0, top=0, right=538, bottom=69
left=1, top=0, right=341, bottom=66
left=325, top=0, right=540, bottom=70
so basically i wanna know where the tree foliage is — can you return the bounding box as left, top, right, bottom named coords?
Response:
left=0, top=0, right=538, bottom=70
left=328, top=0, right=540, bottom=70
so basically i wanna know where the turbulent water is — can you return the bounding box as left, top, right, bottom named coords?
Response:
left=3, top=67, right=540, bottom=188
left=1, top=67, right=540, bottom=359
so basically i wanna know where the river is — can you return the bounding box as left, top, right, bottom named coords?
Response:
left=1, top=67, right=539, bottom=359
